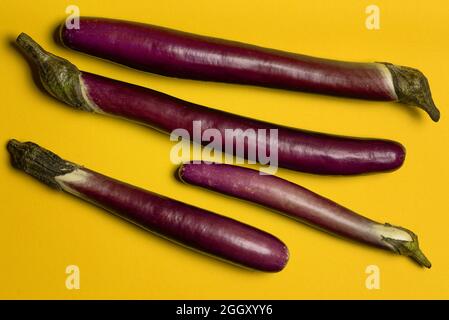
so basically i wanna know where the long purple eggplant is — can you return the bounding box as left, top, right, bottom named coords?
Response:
left=16, top=33, right=405, bottom=175
left=179, top=162, right=430, bottom=268
left=59, top=17, right=439, bottom=121
left=6, top=140, right=289, bottom=272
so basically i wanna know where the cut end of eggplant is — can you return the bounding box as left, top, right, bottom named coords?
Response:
left=382, top=62, right=440, bottom=122
left=6, top=139, right=77, bottom=190
left=15, top=33, right=93, bottom=112
left=378, top=223, right=431, bottom=268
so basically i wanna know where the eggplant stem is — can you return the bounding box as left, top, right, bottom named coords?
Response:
left=381, top=62, right=440, bottom=122
left=16, top=32, right=48, bottom=64
left=15, top=33, right=92, bottom=112
left=380, top=223, right=431, bottom=268
left=6, top=139, right=77, bottom=190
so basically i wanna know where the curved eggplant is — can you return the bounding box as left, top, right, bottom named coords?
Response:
left=60, top=17, right=439, bottom=121
left=179, top=162, right=430, bottom=268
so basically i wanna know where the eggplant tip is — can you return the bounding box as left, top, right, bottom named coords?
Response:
left=413, top=93, right=440, bottom=122
left=177, top=163, right=186, bottom=181
left=412, top=249, right=432, bottom=269
left=16, top=32, right=26, bottom=43
left=259, top=243, right=290, bottom=273
left=6, top=139, right=23, bottom=167
left=278, top=244, right=290, bottom=272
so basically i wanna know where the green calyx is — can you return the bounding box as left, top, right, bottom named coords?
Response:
left=6, top=139, right=77, bottom=190
left=381, top=223, right=431, bottom=268
left=16, top=32, right=93, bottom=112
left=381, top=62, right=440, bottom=122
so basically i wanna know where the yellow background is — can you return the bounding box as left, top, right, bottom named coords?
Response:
left=1, top=0, right=448, bottom=299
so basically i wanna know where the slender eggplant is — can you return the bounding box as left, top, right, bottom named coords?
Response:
left=6, top=140, right=289, bottom=272
left=179, top=162, right=431, bottom=267
left=59, top=17, right=439, bottom=121
left=16, top=33, right=405, bottom=175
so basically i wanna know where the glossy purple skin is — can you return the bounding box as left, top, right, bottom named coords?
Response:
left=62, top=168, right=289, bottom=272
left=81, top=72, right=405, bottom=175
left=179, top=163, right=388, bottom=249
left=61, top=17, right=395, bottom=100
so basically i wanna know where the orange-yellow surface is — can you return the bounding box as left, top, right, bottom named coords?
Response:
left=0, top=0, right=448, bottom=299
